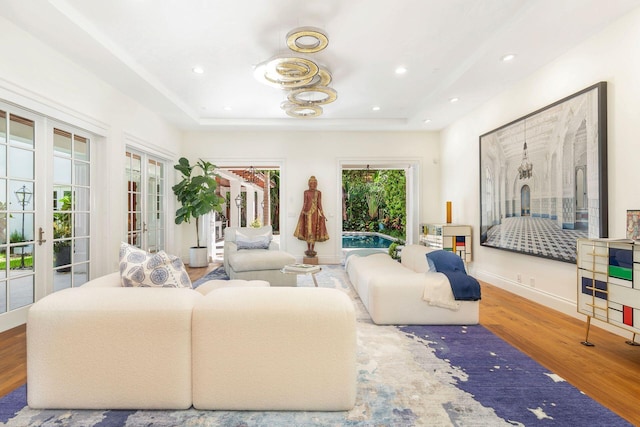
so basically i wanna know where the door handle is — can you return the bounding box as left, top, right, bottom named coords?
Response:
left=38, top=227, right=46, bottom=246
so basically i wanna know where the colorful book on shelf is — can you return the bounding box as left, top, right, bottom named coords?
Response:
left=284, top=263, right=321, bottom=273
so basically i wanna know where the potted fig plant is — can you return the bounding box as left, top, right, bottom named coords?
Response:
left=172, top=157, right=224, bottom=267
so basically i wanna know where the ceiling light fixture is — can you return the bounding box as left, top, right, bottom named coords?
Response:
left=254, top=27, right=337, bottom=118
left=423, top=119, right=432, bottom=124
left=501, top=53, right=516, bottom=62
left=242, top=166, right=260, bottom=184
left=395, top=66, right=408, bottom=75
left=449, top=97, right=459, bottom=103
left=286, top=27, right=329, bottom=53
left=372, top=106, right=381, bottom=111
left=192, top=66, right=204, bottom=74
left=364, top=165, right=373, bottom=183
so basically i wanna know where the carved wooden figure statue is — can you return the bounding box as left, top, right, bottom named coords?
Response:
left=294, top=176, right=329, bottom=257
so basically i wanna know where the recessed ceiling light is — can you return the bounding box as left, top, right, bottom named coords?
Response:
left=192, top=66, right=204, bottom=74
left=449, top=97, right=459, bottom=103
left=223, top=106, right=232, bottom=111
left=501, top=54, right=516, bottom=62
left=372, top=106, right=381, bottom=111
left=423, top=119, right=432, bottom=124
left=395, top=66, right=408, bottom=75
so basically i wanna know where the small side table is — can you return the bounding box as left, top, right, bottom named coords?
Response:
left=281, top=264, right=322, bottom=287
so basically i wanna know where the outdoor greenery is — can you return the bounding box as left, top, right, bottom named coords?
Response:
left=0, top=255, right=33, bottom=269
left=53, top=194, right=72, bottom=252
left=9, top=230, right=25, bottom=244
left=4, top=228, right=33, bottom=269
left=342, top=169, right=406, bottom=240
left=268, top=170, right=280, bottom=233
left=388, top=242, right=401, bottom=260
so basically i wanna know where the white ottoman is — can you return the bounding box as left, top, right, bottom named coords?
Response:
left=194, top=279, right=270, bottom=296
left=228, top=250, right=297, bottom=286
left=192, top=287, right=357, bottom=411
left=27, top=287, right=201, bottom=409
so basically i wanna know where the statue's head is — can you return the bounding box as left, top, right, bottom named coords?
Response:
left=308, top=175, right=318, bottom=188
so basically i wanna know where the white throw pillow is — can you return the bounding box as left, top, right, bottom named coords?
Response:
left=119, top=242, right=192, bottom=288
left=235, top=231, right=271, bottom=250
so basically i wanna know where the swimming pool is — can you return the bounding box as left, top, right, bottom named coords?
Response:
left=342, top=232, right=396, bottom=249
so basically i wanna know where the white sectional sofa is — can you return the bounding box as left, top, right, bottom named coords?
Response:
left=27, top=272, right=356, bottom=411
left=345, top=244, right=479, bottom=325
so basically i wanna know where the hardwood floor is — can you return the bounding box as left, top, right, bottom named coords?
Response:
left=1, top=271, right=638, bottom=424
left=481, top=283, right=640, bottom=425
left=0, top=323, right=26, bottom=398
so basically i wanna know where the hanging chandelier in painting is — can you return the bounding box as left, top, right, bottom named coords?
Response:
left=517, top=121, right=533, bottom=180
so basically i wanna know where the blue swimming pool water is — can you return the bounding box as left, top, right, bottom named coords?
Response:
left=342, top=233, right=395, bottom=249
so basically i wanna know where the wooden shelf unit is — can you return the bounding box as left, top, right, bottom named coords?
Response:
left=419, top=223, right=472, bottom=262
left=577, top=238, right=640, bottom=345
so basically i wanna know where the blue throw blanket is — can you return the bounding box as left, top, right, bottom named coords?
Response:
left=441, top=270, right=482, bottom=301
left=426, top=250, right=481, bottom=301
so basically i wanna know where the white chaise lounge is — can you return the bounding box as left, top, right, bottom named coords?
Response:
left=346, top=244, right=479, bottom=325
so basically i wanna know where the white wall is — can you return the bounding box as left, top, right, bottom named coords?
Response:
left=0, top=16, right=182, bottom=276
left=441, top=8, right=640, bottom=334
left=180, top=130, right=441, bottom=263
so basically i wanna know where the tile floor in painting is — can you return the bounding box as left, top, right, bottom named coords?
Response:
left=484, top=216, right=588, bottom=261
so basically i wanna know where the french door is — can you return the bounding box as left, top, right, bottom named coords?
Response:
left=125, top=149, right=167, bottom=253
left=0, top=102, right=94, bottom=332
left=0, top=110, right=37, bottom=326
left=52, top=127, right=91, bottom=290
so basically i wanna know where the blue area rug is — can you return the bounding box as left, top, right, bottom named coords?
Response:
left=191, top=265, right=229, bottom=287
left=0, top=265, right=631, bottom=426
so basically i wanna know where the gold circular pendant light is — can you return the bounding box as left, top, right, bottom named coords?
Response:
left=254, top=26, right=336, bottom=118
left=265, top=56, right=319, bottom=82
left=284, top=104, right=323, bottom=118
left=312, top=67, right=333, bottom=87
left=254, top=61, right=316, bottom=89
left=286, top=27, right=329, bottom=53
left=288, top=86, right=337, bottom=106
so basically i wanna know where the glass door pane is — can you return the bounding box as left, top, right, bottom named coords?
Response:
left=125, top=150, right=166, bottom=252
left=146, top=158, right=165, bottom=253
left=126, top=151, right=142, bottom=246
left=52, top=128, right=90, bottom=290
left=1, top=112, right=36, bottom=313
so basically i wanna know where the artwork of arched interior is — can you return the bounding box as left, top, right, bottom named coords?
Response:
left=478, top=82, right=606, bottom=263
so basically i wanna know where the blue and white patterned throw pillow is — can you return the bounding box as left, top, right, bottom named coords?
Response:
left=119, top=242, right=192, bottom=288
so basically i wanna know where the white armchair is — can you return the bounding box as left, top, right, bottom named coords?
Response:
left=223, top=226, right=296, bottom=286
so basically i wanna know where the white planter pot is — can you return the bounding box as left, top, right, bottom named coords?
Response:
left=189, top=246, right=208, bottom=267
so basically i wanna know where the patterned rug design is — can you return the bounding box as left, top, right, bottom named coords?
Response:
left=0, top=265, right=630, bottom=426
left=192, top=265, right=229, bottom=286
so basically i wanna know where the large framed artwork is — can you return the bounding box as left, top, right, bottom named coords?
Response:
left=479, top=82, right=608, bottom=263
